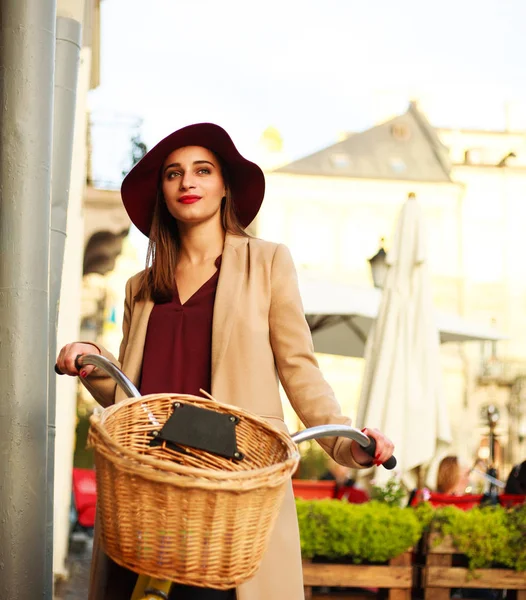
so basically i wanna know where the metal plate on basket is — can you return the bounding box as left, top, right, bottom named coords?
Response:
left=149, top=402, right=245, bottom=461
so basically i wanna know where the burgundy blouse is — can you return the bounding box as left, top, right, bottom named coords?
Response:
left=140, top=257, right=221, bottom=397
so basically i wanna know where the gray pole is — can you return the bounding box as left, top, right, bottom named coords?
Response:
left=0, top=1, right=56, bottom=598
left=47, top=16, right=81, bottom=591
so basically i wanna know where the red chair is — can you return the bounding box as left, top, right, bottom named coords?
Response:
left=409, top=489, right=484, bottom=511
left=72, top=467, right=97, bottom=530
left=292, top=479, right=336, bottom=500
left=410, top=489, right=526, bottom=510
left=498, top=494, right=526, bottom=508
left=335, top=485, right=369, bottom=503
left=292, top=479, right=369, bottom=503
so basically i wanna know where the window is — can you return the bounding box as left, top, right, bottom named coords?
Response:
left=289, top=214, right=335, bottom=269
left=330, top=153, right=352, bottom=169
left=464, top=148, right=485, bottom=165
left=391, top=123, right=411, bottom=141
left=388, top=156, right=407, bottom=174
left=464, top=226, right=504, bottom=283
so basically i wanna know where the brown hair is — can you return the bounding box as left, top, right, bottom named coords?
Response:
left=135, top=157, right=247, bottom=303
left=436, top=456, right=460, bottom=494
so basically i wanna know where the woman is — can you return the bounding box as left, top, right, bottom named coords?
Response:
left=504, top=460, right=526, bottom=494
left=436, top=456, right=470, bottom=495
left=56, top=123, right=395, bottom=600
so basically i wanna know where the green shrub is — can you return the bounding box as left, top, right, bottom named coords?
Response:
left=296, top=498, right=526, bottom=571
left=296, top=499, right=423, bottom=563
left=412, top=499, right=435, bottom=529
left=430, top=503, right=526, bottom=571
left=370, top=476, right=407, bottom=507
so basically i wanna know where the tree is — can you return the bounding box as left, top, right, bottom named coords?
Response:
left=122, top=133, right=148, bottom=177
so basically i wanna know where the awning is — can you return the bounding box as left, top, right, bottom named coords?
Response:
left=299, top=275, right=505, bottom=359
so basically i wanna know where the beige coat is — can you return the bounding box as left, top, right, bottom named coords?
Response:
left=83, top=233, right=364, bottom=600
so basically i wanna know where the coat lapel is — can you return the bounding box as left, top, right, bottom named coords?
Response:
left=115, top=296, right=154, bottom=403
left=211, top=233, right=248, bottom=382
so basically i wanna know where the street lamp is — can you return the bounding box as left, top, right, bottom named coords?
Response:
left=368, top=238, right=388, bottom=289
left=478, top=403, right=501, bottom=503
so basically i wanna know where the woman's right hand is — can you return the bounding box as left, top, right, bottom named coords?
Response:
left=55, top=342, right=100, bottom=378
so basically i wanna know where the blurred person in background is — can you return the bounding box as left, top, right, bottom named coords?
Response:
left=321, top=457, right=369, bottom=503
left=436, top=456, right=470, bottom=495
left=320, top=457, right=355, bottom=487
left=504, top=460, right=526, bottom=494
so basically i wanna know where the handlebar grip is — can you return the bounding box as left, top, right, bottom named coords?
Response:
left=54, top=354, right=84, bottom=376
left=363, top=436, right=397, bottom=470
left=74, top=354, right=84, bottom=371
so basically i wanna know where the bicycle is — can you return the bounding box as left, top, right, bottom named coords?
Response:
left=67, top=354, right=396, bottom=599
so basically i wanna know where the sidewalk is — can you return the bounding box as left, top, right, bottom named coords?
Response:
left=54, top=534, right=92, bottom=600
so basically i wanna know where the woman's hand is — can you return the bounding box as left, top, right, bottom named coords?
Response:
left=56, top=342, right=101, bottom=378
left=351, top=427, right=394, bottom=467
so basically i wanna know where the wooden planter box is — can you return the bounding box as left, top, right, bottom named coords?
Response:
left=303, top=550, right=413, bottom=600
left=423, top=533, right=526, bottom=600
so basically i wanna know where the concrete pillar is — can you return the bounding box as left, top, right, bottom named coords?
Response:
left=0, top=0, right=56, bottom=598
left=49, top=13, right=82, bottom=584
left=53, top=6, right=91, bottom=581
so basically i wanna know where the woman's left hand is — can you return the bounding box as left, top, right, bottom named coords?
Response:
left=350, top=427, right=394, bottom=467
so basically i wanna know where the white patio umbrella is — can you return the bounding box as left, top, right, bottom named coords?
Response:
left=356, top=194, right=452, bottom=487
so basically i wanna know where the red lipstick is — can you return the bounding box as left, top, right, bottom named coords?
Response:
left=179, top=195, right=201, bottom=204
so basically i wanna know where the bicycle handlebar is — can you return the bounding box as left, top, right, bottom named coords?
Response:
left=290, top=425, right=396, bottom=470
left=58, top=353, right=142, bottom=399
left=56, top=353, right=396, bottom=470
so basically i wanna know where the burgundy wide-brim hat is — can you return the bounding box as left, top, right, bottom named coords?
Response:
left=121, top=123, right=265, bottom=236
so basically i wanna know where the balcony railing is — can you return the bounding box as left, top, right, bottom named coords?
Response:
left=87, top=112, right=146, bottom=190
left=479, top=357, right=526, bottom=386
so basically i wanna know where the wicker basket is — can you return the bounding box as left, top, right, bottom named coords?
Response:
left=88, top=393, right=299, bottom=590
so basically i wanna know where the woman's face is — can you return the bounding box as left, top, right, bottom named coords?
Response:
left=455, top=465, right=471, bottom=494
left=161, top=146, right=225, bottom=227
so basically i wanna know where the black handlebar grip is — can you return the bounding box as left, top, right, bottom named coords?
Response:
left=54, top=354, right=84, bottom=376
left=74, top=354, right=84, bottom=371
left=363, top=436, right=397, bottom=470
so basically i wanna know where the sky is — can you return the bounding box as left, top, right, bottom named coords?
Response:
left=89, top=0, right=526, bottom=188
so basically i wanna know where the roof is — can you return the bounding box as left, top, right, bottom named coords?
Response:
left=276, top=102, right=452, bottom=182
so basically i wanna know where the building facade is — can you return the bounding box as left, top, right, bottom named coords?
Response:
left=257, top=102, right=526, bottom=474
left=79, top=102, right=526, bottom=489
